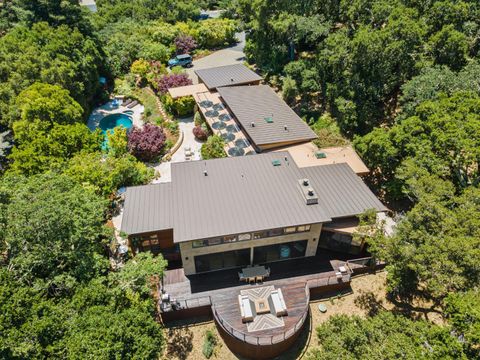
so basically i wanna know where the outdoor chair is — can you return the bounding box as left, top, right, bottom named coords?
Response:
left=255, top=276, right=263, bottom=283
left=127, top=100, right=138, bottom=109
left=270, top=289, right=287, bottom=316
left=238, top=272, right=246, bottom=282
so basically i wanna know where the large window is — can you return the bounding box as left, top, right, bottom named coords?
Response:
left=191, top=225, right=313, bottom=248
left=253, top=240, right=308, bottom=264
left=194, top=249, right=251, bottom=273
left=318, top=230, right=362, bottom=254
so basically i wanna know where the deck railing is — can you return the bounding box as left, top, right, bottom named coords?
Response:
left=346, top=256, right=375, bottom=267
left=212, top=284, right=310, bottom=346
left=161, top=295, right=212, bottom=312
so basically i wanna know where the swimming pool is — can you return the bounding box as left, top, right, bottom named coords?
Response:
left=99, top=113, right=133, bottom=133
left=99, top=113, right=133, bottom=150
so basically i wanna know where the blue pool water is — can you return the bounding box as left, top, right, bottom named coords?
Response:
left=99, top=113, right=133, bottom=133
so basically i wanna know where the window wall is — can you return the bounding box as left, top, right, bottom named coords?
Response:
left=318, top=230, right=363, bottom=254
left=194, top=248, right=251, bottom=273
left=191, top=225, right=311, bottom=248
left=253, top=240, right=308, bottom=264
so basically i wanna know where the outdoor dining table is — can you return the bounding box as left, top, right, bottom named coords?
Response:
left=240, top=265, right=269, bottom=282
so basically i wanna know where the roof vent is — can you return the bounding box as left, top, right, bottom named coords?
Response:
left=251, top=122, right=255, bottom=127
left=203, top=170, right=208, bottom=176
left=230, top=78, right=234, bottom=82
left=298, top=179, right=318, bottom=205
left=272, top=159, right=281, bottom=166
left=284, top=125, right=288, bottom=131
left=315, top=151, right=327, bottom=159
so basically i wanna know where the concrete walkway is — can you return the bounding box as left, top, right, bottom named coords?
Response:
left=151, top=34, right=246, bottom=183
left=152, top=116, right=204, bottom=183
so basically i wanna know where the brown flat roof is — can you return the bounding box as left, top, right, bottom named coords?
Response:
left=167, top=83, right=208, bottom=99
left=273, top=143, right=369, bottom=175
left=217, top=85, right=317, bottom=148
left=194, top=64, right=262, bottom=90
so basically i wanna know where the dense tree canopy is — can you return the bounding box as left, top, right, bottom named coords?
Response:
left=238, top=0, right=479, bottom=134
left=0, top=0, right=93, bottom=34
left=0, top=265, right=165, bottom=359
left=355, top=92, right=480, bottom=198
left=444, top=290, right=480, bottom=357
left=308, top=312, right=466, bottom=359
left=9, top=121, right=102, bottom=176
left=65, top=151, right=154, bottom=197
left=94, top=0, right=201, bottom=27
left=368, top=177, right=480, bottom=301
left=0, top=173, right=109, bottom=293
left=0, top=22, right=104, bottom=126
left=15, top=83, right=84, bottom=125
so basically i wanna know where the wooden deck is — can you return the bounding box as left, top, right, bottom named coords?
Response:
left=213, top=280, right=310, bottom=342
left=162, top=250, right=360, bottom=303
left=161, top=251, right=374, bottom=356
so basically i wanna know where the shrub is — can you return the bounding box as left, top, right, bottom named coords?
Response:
left=146, top=61, right=168, bottom=87
left=173, top=96, right=195, bottom=117
left=65, top=152, right=154, bottom=197
left=165, top=121, right=179, bottom=136
left=202, top=330, right=217, bottom=359
left=174, top=34, right=197, bottom=54
left=194, top=19, right=237, bottom=48
left=193, top=125, right=208, bottom=141
left=194, top=111, right=204, bottom=126
left=130, top=59, right=150, bottom=80
left=107, top=126, right=128, bottom=158
left=201, top=135, right=226, bottom=160
left=127, top=123, right=166, bottom=162
left=155, top=73, right=192, bottom=94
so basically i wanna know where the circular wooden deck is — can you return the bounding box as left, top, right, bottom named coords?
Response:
left=212, top=281, right=310, bottom=359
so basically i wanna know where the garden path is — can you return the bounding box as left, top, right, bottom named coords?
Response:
left=152, top=116, right=203, bottom=183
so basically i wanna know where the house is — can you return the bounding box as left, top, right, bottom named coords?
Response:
left=121, top=152, right=387, bottom=275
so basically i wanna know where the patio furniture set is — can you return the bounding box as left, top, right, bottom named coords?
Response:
left=238, top=287, right=287, bottom=323
left=121, top=98, right=139, bottom=109
left=184, top=146, right=195, bottom=161
left=238, top=265, right=271, bottom=284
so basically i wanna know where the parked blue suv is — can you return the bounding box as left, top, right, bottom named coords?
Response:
left=168, top=54, right=193, bottom=68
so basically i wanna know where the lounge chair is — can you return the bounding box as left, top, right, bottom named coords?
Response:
left=238, top=295, right=254, bottom=322
left=127, top=100, right=139, bottom=109
left=238, top=272, right=246, bottom=282
left=123, top=98, right=133, bottom=107
left=270, top=289, right=287, bottom=316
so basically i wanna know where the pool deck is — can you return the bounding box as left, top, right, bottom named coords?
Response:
left=87, top=99, right=144, bottom=131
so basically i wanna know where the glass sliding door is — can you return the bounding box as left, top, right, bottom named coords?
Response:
left=253, top=240, right=308, bottom=264
left=194, top=248, right=250, bottom=273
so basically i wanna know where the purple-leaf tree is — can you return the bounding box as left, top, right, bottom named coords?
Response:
left=174, top=34, right=197, bottom=55
left=156, top=73, right=193, bottom=94
left=127, top=124, right=166, bottom=162
left=193, top=125, right=208, bottom=141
